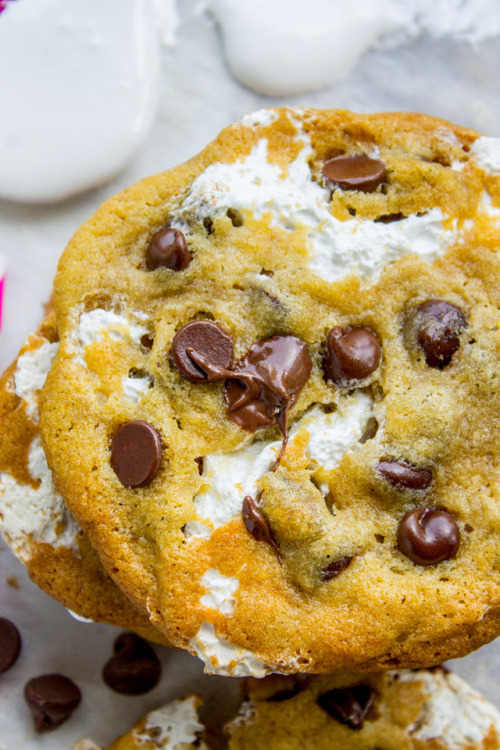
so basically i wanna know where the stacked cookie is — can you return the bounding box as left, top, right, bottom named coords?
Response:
left=77, top=668, right=500, bottom=749
left=2, top=107, right=500, bottom=741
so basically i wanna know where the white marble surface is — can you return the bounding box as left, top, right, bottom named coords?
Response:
left=2, top=1, right=500, bottom=747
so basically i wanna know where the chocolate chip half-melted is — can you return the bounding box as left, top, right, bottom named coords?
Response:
left=317, top=684, right=376, bottom=729
left=322, top=154, right=387, bottom=192
left=171, top=320, right=234, bottom=383
left=405, top=299, right=467, bottom=369
left=397, top=507, right=460, bottom=566
left=174, top=326, right=313, bottom=558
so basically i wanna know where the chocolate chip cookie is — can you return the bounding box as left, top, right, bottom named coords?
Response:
left=76, top=669, right=500, bottom=750
left=39, top=107, right=500, bottom=673
left=0, top=314, right=167, bottom=644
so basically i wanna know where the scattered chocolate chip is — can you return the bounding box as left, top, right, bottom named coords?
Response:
left=103, top=633, right=161, bottom=695
left=323, top=326, right=381, bottom=387
left=140, top=334, right=154, bottom=350
left=397, top=507, right=460, bottom=566
left=242, top=495, right=281, bottom=562
left=171, top=320, right=234, bottom=383
left=317, top=685, right=376, bottom=729
left=226, top=335, right=312, bottom=434
left=405, top=300, right=467, bottom=369
left=24, top=674, right=81, bottom=732
left=322, top=555, right=353, bottom=581
left=110, top=420, right=163, bottom=488
left=377, top=459, right=432, bottom=490
left=266, top=684, right=302, bottom=702
left=146, top=228, right=191, bottom=271
left=195, top=456, right=204, bottom=475
left=322, top=154, right=387, bottom=192
left=0, top=618, right=21, bottom=675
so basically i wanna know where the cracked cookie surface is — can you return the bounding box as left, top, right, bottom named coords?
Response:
left=39, top=108, right=500, bottom=673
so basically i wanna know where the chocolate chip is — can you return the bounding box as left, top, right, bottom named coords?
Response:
left=195, top=456, right=204, bottom=475
left=322, top=555, right=353, bottom=581
left=171, top=320, right=234, bottom=383
left=0, top=618, right=21, bottom=675
left=140, top=334, right=154, bottom=350
left=146, top=228, right=191, bottom=271
left=226, top=335, right=312, bottom=434
left=110, top=420, right=162, bottom=488
left=405, top=300, right=467, bottom=369
left=317, top=685, right=376, bottom=729
left=377, top=459, right=432, bottom=490
left=24, top=674, right=81, bottom=732
left=322, top=154, right=387, bottom=192
left=397, top=507, right=460, bottom=566
left=322, top=326, right=381, bottom=387
left=374, top=212, right=404, bottom=223
left=242, top=495, right=282, bottom=562
left=103, top=633, right=161, bottom=695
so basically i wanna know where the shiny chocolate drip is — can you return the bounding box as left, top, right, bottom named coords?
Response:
left=189, top=334, right=313, bottom=561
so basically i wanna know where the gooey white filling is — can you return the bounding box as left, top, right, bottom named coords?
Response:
left=170, top=138, right=456, bottom=285
left=471, top=136, right=500, bottom=175
left=186, top=391, right=374, bottom=537
left=14, top=340, right=59, bottom=423
left=134, top=696, right=206, bottom=750
left=400, top=670, right=500, bottom=749
left=189, top=623, right=271, bottom=677
left=0, top=435, right=80, bottom=562
left=200, top=569, right=239, bottom=616
left=75, top=308, right=148, bottom=362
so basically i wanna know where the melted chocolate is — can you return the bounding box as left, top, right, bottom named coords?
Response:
left=242, top=494, right=282, bottom=563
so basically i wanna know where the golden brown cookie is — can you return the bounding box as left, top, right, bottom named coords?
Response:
left=40, top=108, right=500, bottom=673
left=228, top=669, right=500, bottom=750
left=75, top=669, right=500, bottom=750
left=0, top=315, right=167, bottom=644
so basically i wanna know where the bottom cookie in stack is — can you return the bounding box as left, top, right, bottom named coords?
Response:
left=0, top=312, right=167, bottom=645
left=75, top=667, right=500, bottom=749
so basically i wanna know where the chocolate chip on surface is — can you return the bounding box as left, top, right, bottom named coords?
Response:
left=322, top=154, right=387, bottom=192
left=171, top=320, right=234, bottom=383
left=24, top=674, right=81, bottom=732
left=397, top=507, right=461, bottom=566
left=225, top=335, right=312, bottom=434
left=322, top=555, right=353, bottom=581
left=140, top=333, right=154, bottom=350
left=0, top=617, right=21, bottom=675
left=146, top=228, right=191, bottom=271
left=242, top=495, right=281, bottom=562
left=110, top=420, right=162, bottom=488
left=405, top=299, right=467, bottom=369
left=103, top=633, right=161, bottom=695
left=377, top=459, right=432, bottom=490
left=317, top=684, right=376, bottom=729
left=322, top=326, right=381, bottom=387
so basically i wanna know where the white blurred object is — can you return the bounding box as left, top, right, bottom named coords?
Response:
left=0, top=0, right=165, bottom=203
left=205, top=0, right=500, bottom=96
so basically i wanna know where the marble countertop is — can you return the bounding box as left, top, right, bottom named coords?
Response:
left=1, top=2, right=500, bottom=747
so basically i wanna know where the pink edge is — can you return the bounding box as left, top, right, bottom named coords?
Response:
left=0, top=274, right=4, bottom=333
